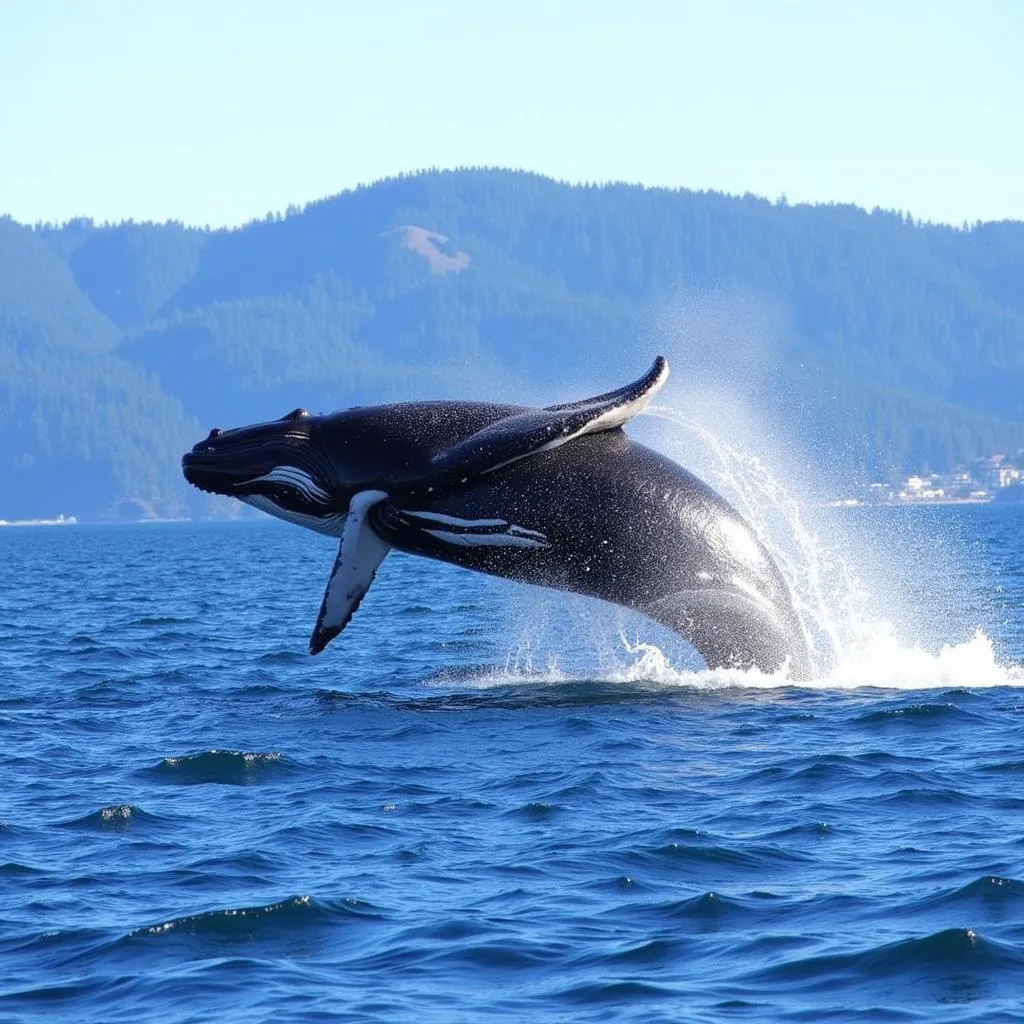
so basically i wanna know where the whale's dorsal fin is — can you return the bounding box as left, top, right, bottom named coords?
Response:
left=309, top=490, right=390, bottom=655
left=416, top=357, right=669, bottom=487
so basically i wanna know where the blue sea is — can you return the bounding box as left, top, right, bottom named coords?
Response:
left=2, top=505, right=1024, bottom=1022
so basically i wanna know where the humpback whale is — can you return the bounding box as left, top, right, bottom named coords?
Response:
left=182, top=358, right=812, bottom=678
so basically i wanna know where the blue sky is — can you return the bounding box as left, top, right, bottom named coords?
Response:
left=2, top=0, right=1021, bottom=227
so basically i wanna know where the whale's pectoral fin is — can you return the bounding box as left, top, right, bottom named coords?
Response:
left=541, top=355, right=668, bottom=419
left=309, top=490, right=390, bottom=655
left=413, top=357, right=669, bottom=487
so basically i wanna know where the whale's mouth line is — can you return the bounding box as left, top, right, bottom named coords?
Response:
left=182, top=456, right=335, bottom=517
left=181, top=455, right=245, bottom=497
left=182, top=470, right=274, bottom=499
left=183, top=475, right=223, bottom=497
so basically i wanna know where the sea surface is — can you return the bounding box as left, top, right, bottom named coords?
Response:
left=2, top=506, right=1024, bottom=1022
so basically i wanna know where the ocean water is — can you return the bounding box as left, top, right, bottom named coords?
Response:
left=2, top=506, right=1024, bottom=1022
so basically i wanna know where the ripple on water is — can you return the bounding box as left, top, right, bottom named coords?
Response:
left=507, top=802, right=563, bottom=821
left=615, top=827, right=814, bottom=876
left=57, top=804, right=161, bottom=832
left=588, top=936, right=691, bottom=968
left=854, top=702, right=984, bottom=726
left=903, top=875, right=1024, bottom=917
left=0, top=862, right=47, bottom=878
left=132, top=616, right=191, bottom=628
left=749, top=927, right=1024, bottom=996
left=550, top=979, right=684, bottom=1005
left=128, top=895, right=383, bottom=940
left=255, top=649, right=308, bottom=666
left=653, top=890, right=757, bottom=922
left=5, top=897, right=389, bottom=985
left=141, top=750, right=297, bottom=786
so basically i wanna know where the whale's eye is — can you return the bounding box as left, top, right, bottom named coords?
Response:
left=282, top=408, right=311, bottom=422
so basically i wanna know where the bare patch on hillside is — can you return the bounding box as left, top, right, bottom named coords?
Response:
left=390, top=225, right=470, bottom=274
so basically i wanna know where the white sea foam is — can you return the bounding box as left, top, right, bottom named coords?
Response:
left=614, top=626, right=1022, bottom=690
left=449, top=626, right=1023, bottom=692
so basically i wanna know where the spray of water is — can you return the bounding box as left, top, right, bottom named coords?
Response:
left=642, top=404, right=1021, bottom=689
left=455, top=401, right=1023, bottom=692
left=646, top=404, right=859, bottom=675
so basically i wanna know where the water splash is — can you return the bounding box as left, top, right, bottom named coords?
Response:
left=645, top=404, right=867, bottom=675
left=648, top=405, right=1021, bottom=688
left=469, top=626, right=1022, bottom=693
left=474, top=403, right=1024, bottom=692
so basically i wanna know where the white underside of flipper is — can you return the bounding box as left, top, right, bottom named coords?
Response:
left=309, top=490, right=390, bottom=654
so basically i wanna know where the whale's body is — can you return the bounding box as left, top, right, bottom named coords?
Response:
left=182, top=358, right=811, bottom=678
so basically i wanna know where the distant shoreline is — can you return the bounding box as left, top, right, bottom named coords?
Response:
left=826, top=497, right=1007, bottom=508
left=0, top=514, right=77, bottom=527
left=5, top=499, right=1022, bottom=527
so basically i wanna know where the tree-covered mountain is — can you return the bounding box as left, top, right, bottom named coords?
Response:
left=1, top=169, right=1022, bottom=519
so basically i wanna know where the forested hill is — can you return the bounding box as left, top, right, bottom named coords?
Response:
left=2, top=169, right=1023, bottom=519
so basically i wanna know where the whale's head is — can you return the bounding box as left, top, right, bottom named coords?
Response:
left=182, top=408, right=351, bottom=534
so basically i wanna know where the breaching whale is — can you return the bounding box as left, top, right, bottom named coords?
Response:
left=181, top=358, right=812, bottom=678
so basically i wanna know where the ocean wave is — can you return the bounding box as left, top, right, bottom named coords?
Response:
left=255, top=649, right=308, bottom=665
left=582, top=936, right=691, bottom=969
left=22, top=896, right=389, bottom=975
left=141, top=750, right=297, bottom=786
left=854, top=702, right=985, bottom=725
left=0, top=861, right=47, bottom=877
left=551, top=979, right=682, bottom=1004
left=751, top=927, right=1024, bottom=991
left=128, top=895, right=381, bottom=940
left=507, top=801, right=563, bottom=821
left=614, top=828, right=813, bottom=874
left=647, top=890, right=757, bottom=923
left=905, top=875, right=1024, bottom=915
left=875, top=786, right=975, bottom=809
left=57, top=804, right=162, bottom=831
left=980, top=759, right=1024, bottom=774
left=319, top=681, right=687, bottom=711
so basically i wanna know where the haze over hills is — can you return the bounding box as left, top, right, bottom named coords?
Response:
left=1, top=168, right=1023, bottom=520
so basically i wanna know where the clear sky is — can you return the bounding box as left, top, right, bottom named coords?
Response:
left=2, top=0, right=1021, bottom=227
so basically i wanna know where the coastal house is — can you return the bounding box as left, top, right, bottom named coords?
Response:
left=899, top=475, right=945, bottom=501
left=975, top=455, right=1021, bottom=490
